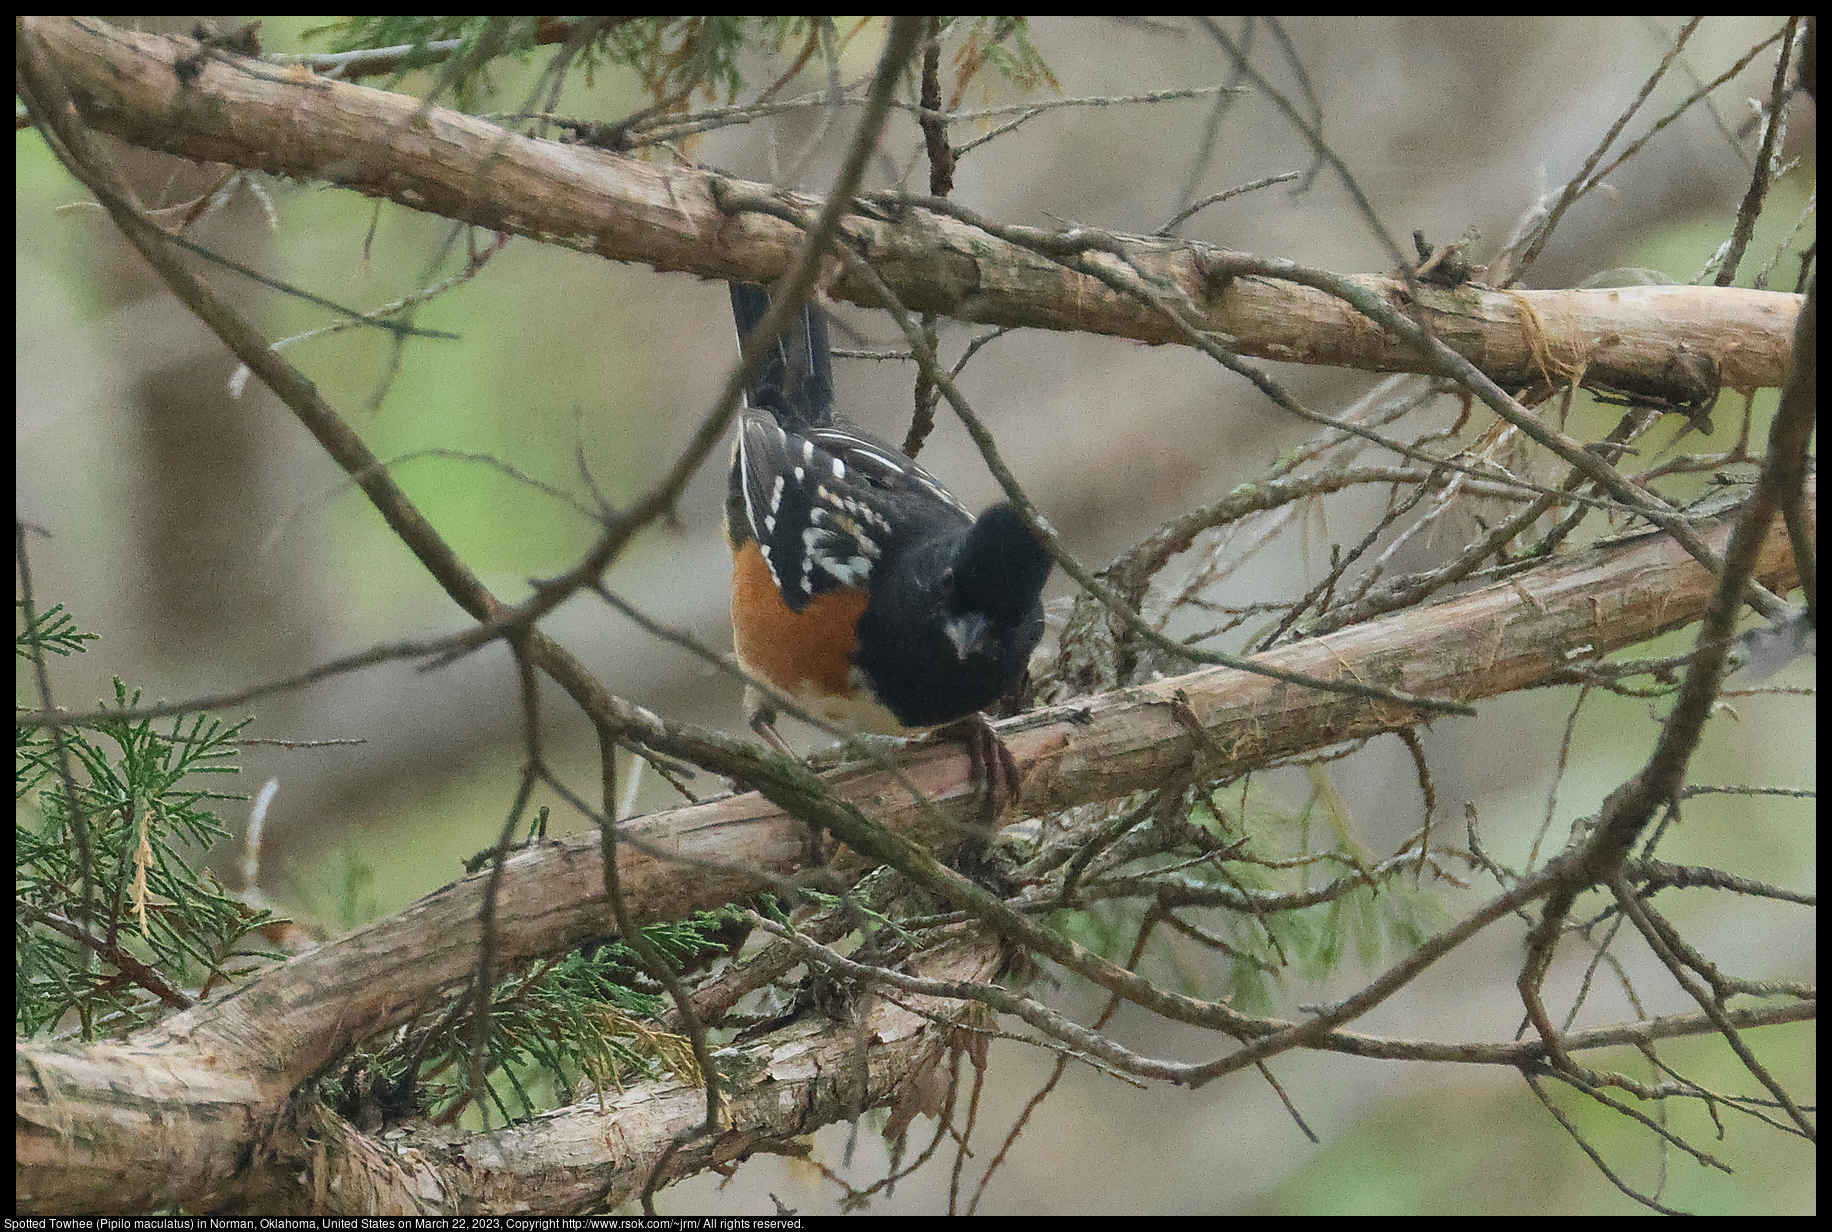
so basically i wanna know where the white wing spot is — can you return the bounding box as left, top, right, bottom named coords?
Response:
left=757, top=543, right=783, bottom=589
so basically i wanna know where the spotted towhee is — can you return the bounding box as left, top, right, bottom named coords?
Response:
left=724, top=281, right=1053, bottom=791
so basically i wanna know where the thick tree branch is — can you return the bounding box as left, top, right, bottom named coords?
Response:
left=18, top=16, right=1803, bottom=401
left=232, top=930, right=1007, bottom=1214
left=16, top=485, right=1804, bottom=1213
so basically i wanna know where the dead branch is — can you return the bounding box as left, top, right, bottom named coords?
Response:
left=17, top=16, right=1803, bottom=401
left=16, top=485, right=1804, bottom=1214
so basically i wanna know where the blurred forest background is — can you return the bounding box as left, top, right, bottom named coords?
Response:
left=15, top=14, right=1813, bottom=1214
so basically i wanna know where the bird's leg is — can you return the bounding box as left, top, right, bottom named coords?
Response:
left=925, top=713, right=1024, bottom=890
left=746, top=696, right=797, bottom=759
left=932, top=712, right=1023, bottom=827
left=747, top=694, right=829, bottom=867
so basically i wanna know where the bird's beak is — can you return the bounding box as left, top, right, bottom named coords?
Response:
left=943, top=612, right=990, bottom=660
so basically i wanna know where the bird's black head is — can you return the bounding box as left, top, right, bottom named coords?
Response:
left=945, top=503, right=1053, bottom=628
left=851, top=502, right=1053, bottom=729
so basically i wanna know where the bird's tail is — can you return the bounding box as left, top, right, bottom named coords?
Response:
left=729, top=281, right=835, bottom=434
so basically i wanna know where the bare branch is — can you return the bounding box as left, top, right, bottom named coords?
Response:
left=18, top=17, right=1803, bottom=401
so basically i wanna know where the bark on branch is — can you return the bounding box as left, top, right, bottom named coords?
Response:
left=18, top=15, right=1803, bottom=402
left=16, top=487, right=1805, bottom=1214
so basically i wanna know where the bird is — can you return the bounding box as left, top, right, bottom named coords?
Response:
left=723, top=280, right=1054, bottom=809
